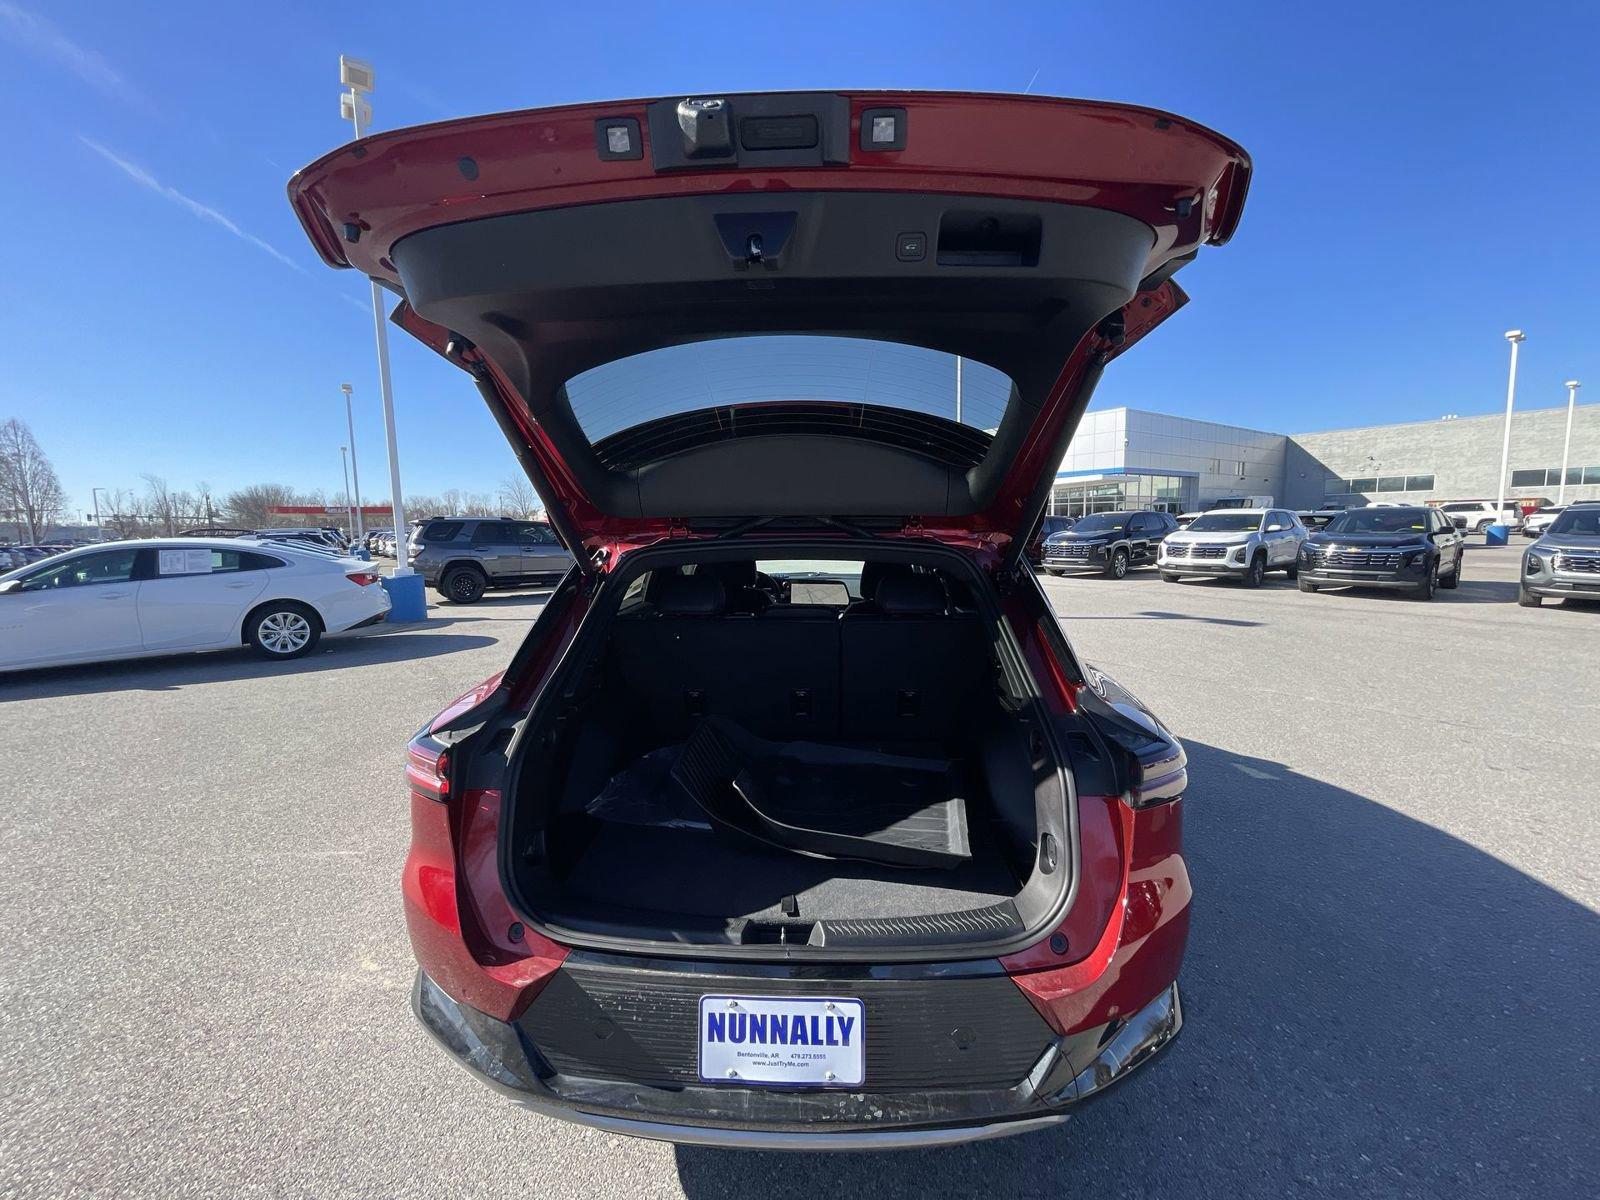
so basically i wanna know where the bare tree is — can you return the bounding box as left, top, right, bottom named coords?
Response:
left=223, top=483, right=298, bottom=529
left=142, top=474, right=183, bottom=536
left=0, top=418, right=68, bottom=542
left=98, top=488, right=147, bottom=539
left=499, top=475, right=543, bottom=519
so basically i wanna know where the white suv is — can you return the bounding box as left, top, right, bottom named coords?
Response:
left=1436, top=500, right=1522, bottom=533
left=1158, top=508, right=1308, bottom=587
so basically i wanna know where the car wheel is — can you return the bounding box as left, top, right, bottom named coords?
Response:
left=442, top=566, right=487, bottom=604
left=1517, top=586, right=1542, bottom=608
left=1105, top=547, right=1129, bottom=579
left=1161, top=572, right=1182, bottom=583
left=1241, top=552, right=1265, bottom=588
left=1298, top=577, right=1318, bottom=593
left=247, top=602, right=321, bottom=660
left=1439, top=554, right=1461, bottom=589
left=1412, top=558, right=1439, bottom=600
left=1284, top=561, right=1299, bottom=579
left=1475, top=519, right=1492, bottom=533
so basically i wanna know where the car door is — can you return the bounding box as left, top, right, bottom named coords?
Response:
left=517, top=522, right=571, bottom=579
left=136, top=546, right=274, bottom=650
left=1, top=547, right=145, bottom=668
left=1430, top=510, right=1464, bottom=574
left=470, top=522, right=522, bottom=580
left=1261, top=511, right=1291, bottom=563
left=1128, top=514, right=1157, bottom=562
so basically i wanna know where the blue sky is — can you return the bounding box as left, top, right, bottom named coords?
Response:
left=1, top=0, right=1595, bottom=515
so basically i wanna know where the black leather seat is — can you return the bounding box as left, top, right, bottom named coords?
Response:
left=839, top=574, right=987, bottom=742
left=612, top=573, right=838, bottom=742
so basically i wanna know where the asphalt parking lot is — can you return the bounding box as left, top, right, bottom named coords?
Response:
left=3, top=539, right=1595, bottom=1199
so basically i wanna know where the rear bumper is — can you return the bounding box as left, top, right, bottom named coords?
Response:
left=413, top=969, right=1183, bottom=1149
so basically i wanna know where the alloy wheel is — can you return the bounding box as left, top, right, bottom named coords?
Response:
left=258, top=611, right=312, bottom=654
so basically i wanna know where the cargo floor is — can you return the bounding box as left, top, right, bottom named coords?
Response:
left=555, top=821, right=1019, bottom=924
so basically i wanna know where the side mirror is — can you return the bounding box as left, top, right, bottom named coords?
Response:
left=1264, top=523, right=1286, bottom=532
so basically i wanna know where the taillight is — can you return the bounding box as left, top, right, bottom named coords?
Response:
left=406, top=735, right=450, bottom=801
left=346, top=571, right=382, bottom=587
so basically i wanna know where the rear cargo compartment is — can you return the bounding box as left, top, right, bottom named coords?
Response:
left=503, top=547, right=1075, bottom=957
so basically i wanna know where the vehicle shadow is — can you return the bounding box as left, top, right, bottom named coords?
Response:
left=1065, top=609, right=1265, bottom=628
left=1313, top=578, right=1520, bottom=605
left=0, top=629, right=498, bottom=699
left=673, top=741, right=1598, bottom=1199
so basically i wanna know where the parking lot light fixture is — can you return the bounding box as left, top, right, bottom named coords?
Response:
left=339, top=55, right=423, bottom=619
left=1558, top=380, right=1581, bottom=505
left=1491, top=330, right=1525, bottom=544
left=339, top=446, right=354, bottom=536
left=340, top=384, right=364, bottom=540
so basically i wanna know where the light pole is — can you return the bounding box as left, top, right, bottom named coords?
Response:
left=1557, top=380, right=1581, bottom=505
left=340, top=55, right=414, bottom=586
left=340, top=383, right=364, bottom=540
left=339, top=445, right=354, bottom=535
left=1492, top=330, right=1524, bottom=543
left=91, top=487, right=108, bottom=541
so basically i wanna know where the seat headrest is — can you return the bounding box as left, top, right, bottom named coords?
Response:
left=656, top=574, right=726, bottom=615
left=875, top=574, right=946, bottom=616
left=697, top=560, right=758, bottom=588
left=858, top=561, right=913, bottom=604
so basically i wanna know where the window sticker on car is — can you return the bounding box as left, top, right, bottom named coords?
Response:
left=158, top=548, right=214, bottom=576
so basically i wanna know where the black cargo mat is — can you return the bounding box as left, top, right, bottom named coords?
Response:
left=557, top=822, right=1017, bottom=923
left=671, top=717, right=972, bottom=869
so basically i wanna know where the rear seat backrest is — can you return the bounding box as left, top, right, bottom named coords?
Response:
left=611, top=576, right=840, bottom=742
left=840, top=573, right=988, bottom=743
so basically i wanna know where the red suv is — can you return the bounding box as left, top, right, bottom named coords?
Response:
left=291, top=90, right=1249, bottom=1148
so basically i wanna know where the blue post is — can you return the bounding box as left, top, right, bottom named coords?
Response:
left=1485, top=524, right=1511, bottom=546
left=381, top=573, right=429, bottom=621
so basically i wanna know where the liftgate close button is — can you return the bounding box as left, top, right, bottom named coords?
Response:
left=896, top=232, right=927, bottom=262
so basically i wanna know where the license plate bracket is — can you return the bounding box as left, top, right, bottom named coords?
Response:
left=698, top=994, right=865, bottom=1088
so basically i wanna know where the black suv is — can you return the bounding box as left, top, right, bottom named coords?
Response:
left=1297, top=506, right=1464, bottom=599
left=1040, top=510, right=1178, bottom=578
left=409, top=517, right=575, bottom=603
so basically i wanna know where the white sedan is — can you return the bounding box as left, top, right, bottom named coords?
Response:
left=0, top=538, right=391, bottom=672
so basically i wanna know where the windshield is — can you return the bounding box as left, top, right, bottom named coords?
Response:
left=564, top=335, right=1014, bottom=442
left=1187, top=512, right=1262, bottom=533
left=1067, top=514, right=1128, bottom=534
left=1325, top=509, right=1429, bottom=535
left=1548, top=508, right=1600, bottom=537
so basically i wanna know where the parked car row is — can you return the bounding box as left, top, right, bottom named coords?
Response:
left=1039, top=501, right=1600, bottom=607
left=0, top=544, right=73, bottom=571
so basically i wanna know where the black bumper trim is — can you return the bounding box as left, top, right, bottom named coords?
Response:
left=412, top=970, right=1182, bottom=1148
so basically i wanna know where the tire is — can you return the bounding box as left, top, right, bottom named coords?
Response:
left=1439, top=553, right=1461, bottom=589
left=1105, top=547, right=1129, bottom=579
left=1284, top=561, right=1299, bottom=579
left=1475, top=519, right=1492, bottom=534
left=441, top=565, right=487, bottom=604
left=1411, top=558, right=1439, bottom=601
left=1517, top=586, right=1542, bottom=608
left=1161, top=572, right=1182, bottom=583
left=247, top=602, right=321, bottom=660
left=1241, top=552, right=1266, bottom=588
left=1045, top=568, right=1064, bottom=577
left=1298, top=577, right=1318, bottom=593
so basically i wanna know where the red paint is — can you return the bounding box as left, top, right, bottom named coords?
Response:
left=346, top=91, right=1220, bottom=1038
left=296, top=92, right=1248, bottom=557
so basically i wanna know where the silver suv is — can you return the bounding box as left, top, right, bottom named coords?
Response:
left=1158, top=508, right=1307, bottom=587
left=409, top=517, right=575, bottom=603
left=1519, top=502, right=1600, bottom=607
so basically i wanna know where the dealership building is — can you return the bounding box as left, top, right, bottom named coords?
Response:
left=1049, top=402, right=1600, bottom=516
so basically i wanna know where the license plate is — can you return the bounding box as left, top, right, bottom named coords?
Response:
left=698, top=995, right=865, bottom=1087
